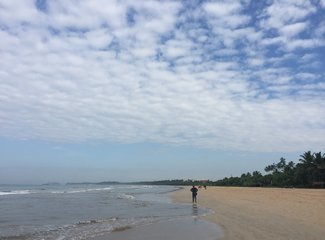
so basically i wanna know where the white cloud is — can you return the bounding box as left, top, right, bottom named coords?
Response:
left=262, top=0, right=316, bottom=29
left=0, top=0, right=324, bottom=152
left=296, top=72, right=320, bottom=81
left=258, top=0, right=324, bottom=51
left=320, top=0, right=325, bottom=8
left=163, top=37, right=193, bottom=59
left=299, top=53, right=317, bottom=62
left=204, top=1, right=250, bottom=31
left=279, top=22, right=308, bottom=38
left=85, top=29, right=113, bottom=49
left=204, top=1, right=242, bottom=16
left=286, top=38, right=325, bottom=51
left=314, top=20, right=325, bottom=38
left=247, top=58, right=264, bottom=66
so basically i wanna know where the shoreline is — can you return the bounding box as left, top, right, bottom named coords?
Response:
left=91, top=185, right=222, bottom=240
left=172, top=186, right=325, bottom=240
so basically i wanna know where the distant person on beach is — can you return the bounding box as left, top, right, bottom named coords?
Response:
left=190, top=186, right=198, bottom=203
left=204, top=185, right=207, bottom=190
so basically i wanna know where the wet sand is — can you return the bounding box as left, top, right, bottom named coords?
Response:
left=91, top=189, right=223, bottom=240
left=92, top=217, right=222, bottom=240
left=172, top=187, right=325, bottom=240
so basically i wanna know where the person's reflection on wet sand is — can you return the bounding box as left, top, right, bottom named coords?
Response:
left=192, top=203, right=198, bottom=221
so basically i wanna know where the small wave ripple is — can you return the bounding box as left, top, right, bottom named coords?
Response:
left=0, top=187, right=113, bottom=196
left=0, top=190, right=32, bottom=196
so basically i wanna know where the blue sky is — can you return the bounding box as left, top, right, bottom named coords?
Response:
left=0, top=0, right=324, bottom=184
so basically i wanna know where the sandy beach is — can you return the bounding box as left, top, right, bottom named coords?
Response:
left=172, top=187, right=325, bottom=240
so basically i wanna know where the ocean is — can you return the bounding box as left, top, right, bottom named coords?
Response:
left=0, top=184, right=221, bottom=240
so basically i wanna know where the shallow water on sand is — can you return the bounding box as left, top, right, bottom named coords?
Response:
left=0, top=184, right=222, bottom=239
left=95, top=217, right=222, bottom=240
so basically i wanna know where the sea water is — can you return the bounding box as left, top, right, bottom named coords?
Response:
left=0, top=184, right=221, bottom=239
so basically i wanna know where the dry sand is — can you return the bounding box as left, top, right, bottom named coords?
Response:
left=172, top=187, right=325, bottom=240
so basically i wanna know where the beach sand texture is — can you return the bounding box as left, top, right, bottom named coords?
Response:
left=173, top=187, right=325, bottom=240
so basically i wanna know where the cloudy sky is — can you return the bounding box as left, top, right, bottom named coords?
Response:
left=0, top=0, right=324, bottom=184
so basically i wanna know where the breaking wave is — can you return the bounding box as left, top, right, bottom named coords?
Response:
left=0, top=190, right=32, bottom=196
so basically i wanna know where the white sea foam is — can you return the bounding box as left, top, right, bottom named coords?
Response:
left=51, top=187, right=113, bottom=194
left=0, top=190, right=32, bottom=196
left=0, top=186, right=114, bottom=195
left=118, top=194, right=135, bottom=200
left=119, top=185, right=154, bottom=190
left=125, top=194, right=135, bottom=199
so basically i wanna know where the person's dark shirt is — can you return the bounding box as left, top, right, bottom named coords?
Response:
left=190, top=187, right=198, bottom=195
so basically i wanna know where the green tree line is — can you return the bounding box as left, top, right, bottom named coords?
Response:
left=136, top=151, right=325, bottom=188
left=213, top=151, right=325, bottom=188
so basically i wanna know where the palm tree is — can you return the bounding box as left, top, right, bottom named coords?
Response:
left=296, top=151, right=316, bottom=187
left=312, top=152, right=325, bottom=187
left=299, top=151, right=314, bottom=167
left=298, top=151, right=325, bottom=187
left=314, top=152, right=325, bottom=168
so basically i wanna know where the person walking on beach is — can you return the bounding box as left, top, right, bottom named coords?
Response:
left=190, top=186, right=198, bottom=203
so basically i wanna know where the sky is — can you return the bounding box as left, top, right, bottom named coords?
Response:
left=0, top=0, right=324, bottom=184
